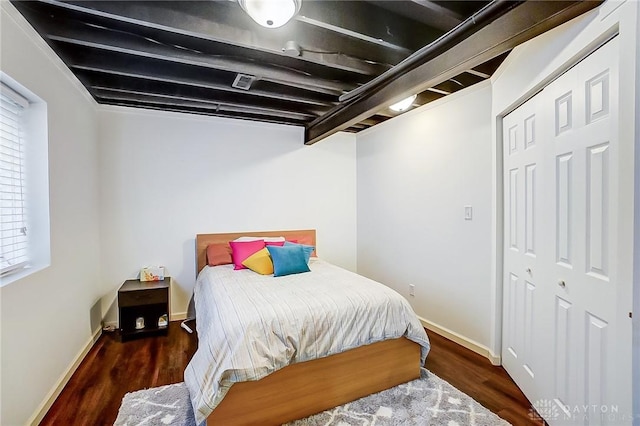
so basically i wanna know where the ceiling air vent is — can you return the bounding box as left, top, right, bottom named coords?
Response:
left=232, top=74, right=256, bottom=90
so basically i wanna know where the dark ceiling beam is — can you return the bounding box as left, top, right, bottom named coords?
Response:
left=92, top=88, right=316, bottom=121
left=51, top=40, right=339, bottom=107
left=365, top=0, right=464, bottom=33
left=41, top=0, right=386, bottom=76
left=466, top=68, right=492, bottom=79
left=15, top=0, right=373, bottom=84
left=373, top=110, right=394, bottom=118
left=359, top=117, right=388, bottom=127
left=415, top=91, right=446, bottom=105
left=345, top=123, right=367, bottom=131
left=431, top=79, right=467, bottom=94
left=68, top=62, right=334, bottom=108
left=295, top=16, right=409, bottom=54
left=409, top=0, right=464, bottom=27
left=42, top=25, right=351, bottom=96
left=98, top=99, right=306, bottom=127
left=337, top=1, right=522, bottom=104
left=449, top=73, right=486, bottom=87
left=426, top=87, right=451, bottom=95
left=295, top=1, right=442, bottom=53
left=305, top=0, right=603, bottom=145
left=76, top=72, right=327, bottom=117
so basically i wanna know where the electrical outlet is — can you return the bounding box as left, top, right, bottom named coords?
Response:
left=409, top=284, right=415, bottom=296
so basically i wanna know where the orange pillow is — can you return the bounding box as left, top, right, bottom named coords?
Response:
left=206, top=243, right=233, bottom=266
left=288, top=236, right=317, bottom=257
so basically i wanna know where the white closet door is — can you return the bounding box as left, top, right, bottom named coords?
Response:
left=502, top=37, right=631, bottom=425
left=501, top=89, right=546, bottom=402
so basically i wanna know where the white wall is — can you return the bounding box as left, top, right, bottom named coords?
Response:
left=0, top=3, right=102, bottom=425
left=356, top=82, right=494, bottom=353
left=98, top=107, right=357, bottom=320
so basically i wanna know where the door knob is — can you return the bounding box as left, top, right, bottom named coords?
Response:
left=526, top=268, right=532, bottom=275
left=558, top=280, right=566, bottom=288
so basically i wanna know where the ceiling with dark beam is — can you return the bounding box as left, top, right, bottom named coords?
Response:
left=11, top=0, right=602, bottom=144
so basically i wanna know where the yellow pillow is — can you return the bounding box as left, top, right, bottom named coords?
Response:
left=241, top=248, right=273, bottom=275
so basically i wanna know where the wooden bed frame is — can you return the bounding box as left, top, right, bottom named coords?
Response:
left=195, top=230, right=422, bottom=426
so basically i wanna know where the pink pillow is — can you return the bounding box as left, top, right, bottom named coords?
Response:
left=229, top=240, right=266, bottom=270
left=207, top=243, right=233, bottom=266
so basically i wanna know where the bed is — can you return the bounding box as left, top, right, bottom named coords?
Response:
left=185, top=230, right=430, bottom=425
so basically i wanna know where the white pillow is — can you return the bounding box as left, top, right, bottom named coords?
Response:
left=233, top=236, right=285, bottom=243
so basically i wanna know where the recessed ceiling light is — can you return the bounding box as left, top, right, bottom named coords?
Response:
left=238, top=0, right=301, bottom=28
left=389, top=94, right=417, bottom=112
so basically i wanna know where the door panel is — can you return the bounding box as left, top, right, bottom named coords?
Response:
left=509, top=168, right=519, bottom=250
left=502, top=84, right=544, bottom=400
left=555, top=152, right=573, bottom=267
left=525, top=163, right=537, bottom=256
left=554, top=296, right=572, bottom=412
left=586, top=143, right=609, bottom=279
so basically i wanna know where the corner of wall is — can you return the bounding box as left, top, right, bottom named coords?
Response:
left=0, top=1, right=97, bottom=108
left=418, top=316, right=500, bottom=365
left=489, top=99, right=504, bottom=361
left=26, top=328, right=102, bottom=426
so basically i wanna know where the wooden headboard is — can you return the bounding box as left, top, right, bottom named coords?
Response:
left=195, top=229, right=316, bottom=274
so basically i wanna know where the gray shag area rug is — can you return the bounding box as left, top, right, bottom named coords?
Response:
left=114, top=369, right=510, bottom=426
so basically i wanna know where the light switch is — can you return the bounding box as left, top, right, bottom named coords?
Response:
left=464, top=205, right=473, bottom=220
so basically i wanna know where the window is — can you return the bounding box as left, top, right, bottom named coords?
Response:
left=0, top=74, right=50, bottom=285
left=0, top=83, right=29, bottom=276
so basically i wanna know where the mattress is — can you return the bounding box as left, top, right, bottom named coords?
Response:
left=184, top=258, right=430, bottom=424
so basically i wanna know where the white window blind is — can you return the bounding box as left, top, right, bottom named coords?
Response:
left=0, top=83, right=29, bottom=276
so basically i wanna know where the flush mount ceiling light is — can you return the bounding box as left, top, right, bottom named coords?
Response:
left=389, top=94, right=417, bottom=112
left=238, top=0, right=301, bottom=28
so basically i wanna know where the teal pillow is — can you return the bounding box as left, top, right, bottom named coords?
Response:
left=266, top=245, right=311, bottom=277
left=284, top=241, right=314, bottom=263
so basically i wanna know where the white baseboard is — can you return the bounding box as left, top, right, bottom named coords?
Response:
left=171, top=311, right=187, bottom=321
left=28, top=327, right=102, bottom=426
left=487, top=350, right=501, bottom=365
left=418, top=316, right=502, bottom=366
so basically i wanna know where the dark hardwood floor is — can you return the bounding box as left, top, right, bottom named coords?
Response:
left=40, top=322, right=196, bottom=426
left=40, top=323, right=542, bottom=425
left=424, top=332, right=543, bottom=425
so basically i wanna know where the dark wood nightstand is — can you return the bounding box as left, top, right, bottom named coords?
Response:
left=118, top=278, right=169, bottom=342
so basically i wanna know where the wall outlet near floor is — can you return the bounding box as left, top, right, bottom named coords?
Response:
left=409, top=284, right=415, bottom=296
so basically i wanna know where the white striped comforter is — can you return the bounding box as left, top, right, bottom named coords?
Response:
left=184, top=258, right=430, bottom=424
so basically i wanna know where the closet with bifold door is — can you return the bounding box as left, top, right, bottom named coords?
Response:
left=501, top=36, right=632, bottom=425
